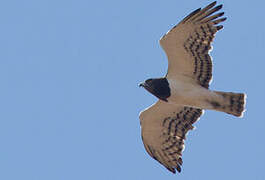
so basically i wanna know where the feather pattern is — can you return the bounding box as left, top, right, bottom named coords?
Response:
left=139, top=1, right=246, bottom=174
left=140, top=101, right=203, bottom=173
left=160, top=1, right=226, bottom=88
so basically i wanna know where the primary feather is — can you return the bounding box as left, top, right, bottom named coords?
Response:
left=160, top=1, right=226, bottom=88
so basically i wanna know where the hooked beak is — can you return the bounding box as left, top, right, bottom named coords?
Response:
left=139, top=82, right=146, bottom=87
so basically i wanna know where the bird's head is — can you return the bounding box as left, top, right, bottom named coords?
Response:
left=139, top=78, right=153, bottom=88
left=139, top=78, right=170, bottom=102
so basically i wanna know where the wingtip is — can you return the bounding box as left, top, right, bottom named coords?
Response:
left=216, top=25, right=223, bottom=30
left=215, top=4, right=223, bottom=11
left=178, top=157, right=183, bottom=165
left=196, top=7, right=202, bottom=11
left=167, top=167, right=176, bottom=174
left=210, top=1, right=217, bottom=7
left=176, top=165, right=182, bottom=173
left=192, top=7, right=202, bottom=16
left=182, top=7, right=201, bottom=23
left=167, top=164, right=182, bottom=173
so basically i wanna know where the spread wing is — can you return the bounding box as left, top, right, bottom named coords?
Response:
left=139, top=100, right=203, bottom=173
left=160, top=1, right=226, bottom=88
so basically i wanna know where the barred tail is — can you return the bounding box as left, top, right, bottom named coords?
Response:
left=214, top=91, right=246, bottom=117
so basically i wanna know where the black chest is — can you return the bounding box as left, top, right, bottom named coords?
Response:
left=148, top=78, right=171, bottom=102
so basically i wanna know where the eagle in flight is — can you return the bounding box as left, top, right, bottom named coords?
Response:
left=139, top=1, right=246, bottom=174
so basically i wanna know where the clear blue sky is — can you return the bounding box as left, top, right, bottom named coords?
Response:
left=0, top=0, right=264, bottom=179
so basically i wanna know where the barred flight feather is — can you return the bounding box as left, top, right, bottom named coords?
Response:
left=140, top=1, right=245, bottom=175
left=160, top=1, right=226, bottom=88
left=140, top=101, right=203, bottom=174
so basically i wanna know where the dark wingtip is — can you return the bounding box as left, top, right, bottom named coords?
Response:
left=217, top=25, right=223, bottom=30
left=182, top=8, right=201, bottom=23
left=195, top=7, right=202, bottom=12
left=167, top=167, right=176, bottom=174
left=178, top=157, right=183, bottom=165
left=176, top=165, right=182, bottom=173
left=220, top=12, right=225, bottom=16
left=190, top=8, right=202, bottom=17
left=194, top=8, right=202, bottom=15
left=215, top=4, right=223, bottom=11
left=204, top=1, right=217, bottom=10
left=210, top=1, right=217, bottom=6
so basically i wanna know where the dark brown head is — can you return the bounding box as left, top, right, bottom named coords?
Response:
left=139, top=78, right=171, bottom=102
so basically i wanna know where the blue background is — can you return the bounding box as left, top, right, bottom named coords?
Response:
left=0, top=0, right=264, bottom=179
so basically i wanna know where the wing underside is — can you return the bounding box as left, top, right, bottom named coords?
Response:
left=160, top=1, right=226, bottom=88
left=140, top=101, right=203, bottom=173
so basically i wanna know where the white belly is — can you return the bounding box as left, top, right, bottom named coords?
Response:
left=167, top=78, right=217, bottom=109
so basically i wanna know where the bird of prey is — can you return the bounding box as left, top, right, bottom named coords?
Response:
left=139, top=1, right=246, bottom=174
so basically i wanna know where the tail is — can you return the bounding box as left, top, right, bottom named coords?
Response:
left=213, top=91, right=246, bottom=117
